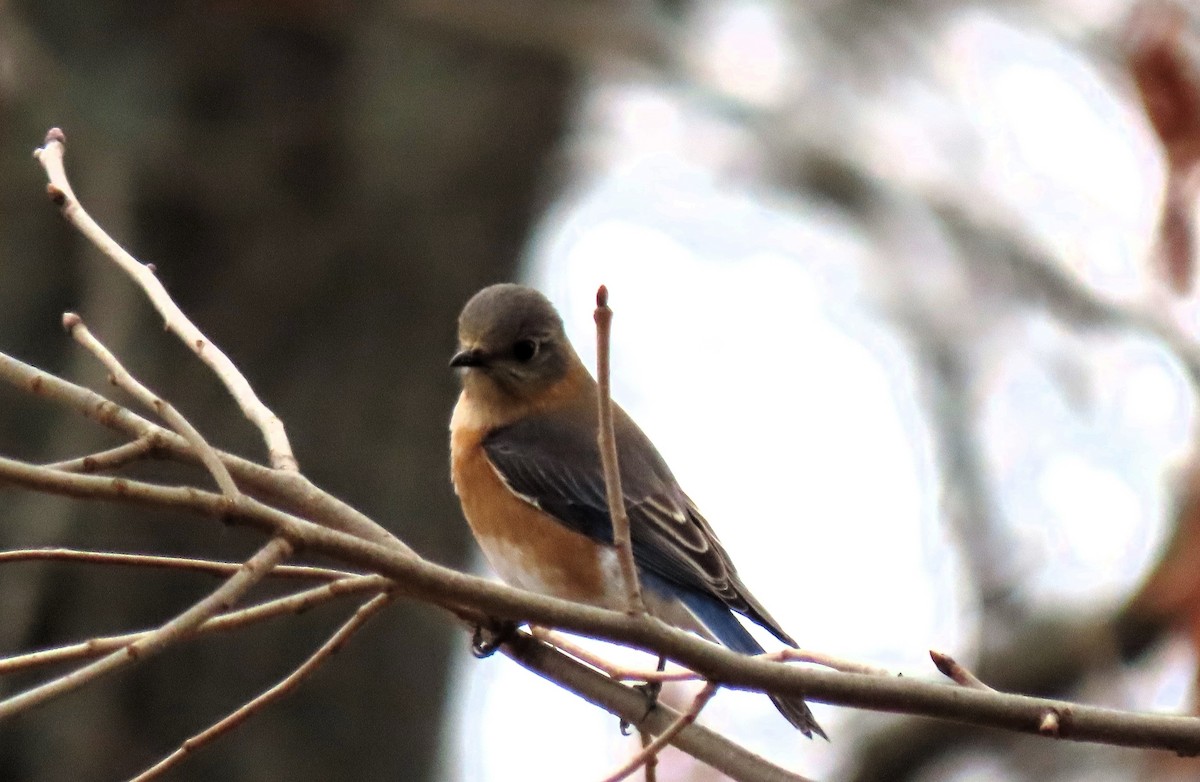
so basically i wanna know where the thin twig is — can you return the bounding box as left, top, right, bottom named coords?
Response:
left=593, top=285, right=644, bottom=615
left=64, top=314, right=239, bottom=498
left=0, top=574, right=388, bottom=676
left=535, top=627, right=892, bottom=681
left=639, top=728, right=658, bottom=782
left=533, top=627, right=699, bottom=682
left=34, top=128, right=298, bottom=472
left=0, top=537, right=292, bottom=720
left=762, top=648, right=892, bottom=677
left=43, top=437, right=158, bottom=472
left=930, top=649, right=994, bottom=691
left=602, top=682, right=720, bottom=782
left=0, top=350, right=404, bottom=549
left=0, top=547, right=355, bottom=581
left=128, top=591, right=394, bottom=781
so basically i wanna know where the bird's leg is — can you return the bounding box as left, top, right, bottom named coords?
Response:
left=620, top=654, right=667, bottom=735
left=471, top=619, right=519, bottom=658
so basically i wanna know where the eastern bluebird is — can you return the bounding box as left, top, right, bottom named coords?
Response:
left=449, top=283, right=824, bottom=738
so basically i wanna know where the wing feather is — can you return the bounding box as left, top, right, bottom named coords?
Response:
left=482, top=404, right=794, bottom=644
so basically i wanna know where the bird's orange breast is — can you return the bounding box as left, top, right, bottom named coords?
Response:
left=450, top=407, right=613, bottom=607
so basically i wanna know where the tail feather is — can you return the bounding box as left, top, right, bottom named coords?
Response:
left=674, top=587, right=826, bottom=739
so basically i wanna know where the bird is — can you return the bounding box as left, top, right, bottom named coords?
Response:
left=448, top=282, right=824, bottom=738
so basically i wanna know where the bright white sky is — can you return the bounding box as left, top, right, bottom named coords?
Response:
left=439, top=3, right=1197, bottom=780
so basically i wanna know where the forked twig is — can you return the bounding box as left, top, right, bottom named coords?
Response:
left=64, top=314, right=239, bottom=497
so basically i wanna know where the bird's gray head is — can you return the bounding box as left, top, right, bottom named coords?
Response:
left=451, top=284, right=574, bottom=400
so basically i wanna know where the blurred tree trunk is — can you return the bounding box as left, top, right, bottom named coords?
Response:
left=0, top=3, right=572, bottom=780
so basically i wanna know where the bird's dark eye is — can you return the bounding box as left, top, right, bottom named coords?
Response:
left=512, top=339, right=538, bottom=362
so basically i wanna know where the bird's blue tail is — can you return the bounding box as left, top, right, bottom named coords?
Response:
left=672, top=586, right=826, bottom=739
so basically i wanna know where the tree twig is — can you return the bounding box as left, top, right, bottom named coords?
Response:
left=504, top=631, right=810, bottom=782
left=0, top=536, right=292, bottom=719
left=34, top=128, right=298, bottom=472
left=0, top=350, right=404, bottom=549
left=594, top=285, right=644, bottom=615
left=930, top=649, right=994, bottom=691
left=42, top=436, right=159, bottom=473
left=0, top=574, right=389, bottom=676
left=64, top=313, right=239, bottom=498
left=0, top=547, right=355, bottom=581
left=128, top=590, right=394, bottom=781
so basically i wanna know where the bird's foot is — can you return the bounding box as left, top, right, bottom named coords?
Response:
left=619, top=679, right=664, bottom=735
left=471, top=619, right=518, bottom=658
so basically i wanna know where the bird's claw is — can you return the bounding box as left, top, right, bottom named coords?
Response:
left=471, top=620, right=517, bottom=658
left=619, top=680, right=664, bottom=735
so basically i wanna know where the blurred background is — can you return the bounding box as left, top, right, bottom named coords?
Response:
left=2, top=0, right=1200, bottom=780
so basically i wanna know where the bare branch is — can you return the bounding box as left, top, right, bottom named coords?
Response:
left=0, top=574, right=389, bottom=676
left=594, top=285, right=644, bottom=615
left=64, top=314, right=239, bottom=497
left=129, top=591, right=394, bottom=781
left=534, top=627, right=702, bottom=683
left=34, top=128, right=298, bottom=471
left=0, top=350, right=404, bottom=549
left=0, top=547, right=355, bottom=581
left=0, top=537, right=292, bottom=719
left=43, top=437, right=158, bottom=473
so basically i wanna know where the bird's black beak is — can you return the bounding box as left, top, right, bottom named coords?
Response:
left=450, top=348, right=487, bottom=368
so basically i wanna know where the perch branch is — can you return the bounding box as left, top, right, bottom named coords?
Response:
left=5, top=450, right=1200, bottom=758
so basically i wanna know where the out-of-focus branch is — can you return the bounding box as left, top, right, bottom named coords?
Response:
left=399, top=0, right=679, bottom=72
